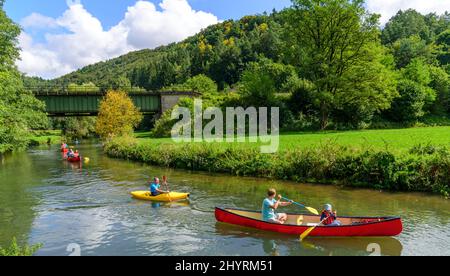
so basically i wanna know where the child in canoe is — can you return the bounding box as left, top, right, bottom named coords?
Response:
left=262, top=188, right=293, bottom=224
left=149, top=177, right=169, bottom=196
left=320, top=204, right=341, bottom=226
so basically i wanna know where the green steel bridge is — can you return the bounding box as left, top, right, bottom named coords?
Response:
left=31, top=87, right=199, bottom=117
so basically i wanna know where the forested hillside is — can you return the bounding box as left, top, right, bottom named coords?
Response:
left=23, top=1, right=450, bottom=130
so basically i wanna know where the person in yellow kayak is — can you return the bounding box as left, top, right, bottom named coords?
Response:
left=320, top=204, right=341, bottom=226
left=262, top=188, right=292, bottom=224
left=149, top=177, right=169, bottom=196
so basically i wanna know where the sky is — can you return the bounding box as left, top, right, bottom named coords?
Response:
left=4, top=0, right=450, bottom=79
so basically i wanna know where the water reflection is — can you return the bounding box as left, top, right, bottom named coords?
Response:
left=214, top=222, right=402, bottom=256
left=0, top=142, right=449, bottom=255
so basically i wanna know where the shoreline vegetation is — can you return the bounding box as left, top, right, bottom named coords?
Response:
left=28, top=130, right=62, bottom=146
left=104, top=128, right=450, bottom=197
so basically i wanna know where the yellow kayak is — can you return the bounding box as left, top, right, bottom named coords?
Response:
left=130, top=191, right=190, bottom=202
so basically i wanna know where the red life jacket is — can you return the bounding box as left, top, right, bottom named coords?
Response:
left=321, top=210, right=336, bottom=225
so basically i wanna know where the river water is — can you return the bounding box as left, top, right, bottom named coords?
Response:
left=0, top=143, right=449, bottom=256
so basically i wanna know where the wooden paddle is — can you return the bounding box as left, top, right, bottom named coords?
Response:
left=281, top=197, right=319, bottom=215
left=162, top=175, right=172, bottom=202
left=300, top=217, right=327, bottom=242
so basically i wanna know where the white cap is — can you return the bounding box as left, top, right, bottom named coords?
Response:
left=324, top=204, right=332, bottom=211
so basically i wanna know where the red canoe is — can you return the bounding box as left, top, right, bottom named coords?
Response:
left=215, top=207, right=403, bottom=237
left=67, top=156, right=81, bottom=163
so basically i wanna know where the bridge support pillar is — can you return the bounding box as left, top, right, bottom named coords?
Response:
left=160, top=92, right=200, bottom=114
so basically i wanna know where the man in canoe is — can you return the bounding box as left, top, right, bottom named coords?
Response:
left=262, top=188, right=292, bottom=224
left=320, top=204, right=341, bottom=226
left=149, top=177, right=169, bottom=196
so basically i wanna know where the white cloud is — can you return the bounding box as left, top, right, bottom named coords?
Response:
left=18, top=0, right=219, bottom=79
left=21, top=13, right=58, bottom=29
left=366, top=0, right=450, bottom=25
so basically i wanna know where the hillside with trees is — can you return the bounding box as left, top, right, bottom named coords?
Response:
left=23, top=0, right=450, bottom=131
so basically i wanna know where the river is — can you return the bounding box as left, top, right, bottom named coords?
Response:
left=0, top=142, right=449, bottom=256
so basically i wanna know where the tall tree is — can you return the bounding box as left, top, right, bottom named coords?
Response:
left=382, top=9, right=432, bottom=45
left=1, top=1, right=47, bottom=153
left=95, top=91, right=143, bottom=140
left=284, top=0, right=396, bottom=129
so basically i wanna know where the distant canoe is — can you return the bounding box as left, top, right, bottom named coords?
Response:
left=67, top=156, right=81, bottom=163
left=215, top=207, right=403, bottom=237
left=131, top=191, right=189, bottom=202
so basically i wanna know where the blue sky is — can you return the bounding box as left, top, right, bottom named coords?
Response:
left=5, top=0, right=292, bottom=29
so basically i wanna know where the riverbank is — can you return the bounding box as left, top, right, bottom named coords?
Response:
left=104, top=131, right=450, bottom=197
left=28, top=130, right=62, bottom=146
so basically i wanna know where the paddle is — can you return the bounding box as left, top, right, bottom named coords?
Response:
left=162, top=175, right=172, bottom=202
left=300, top=217, right=327, bottom=242
left=281, top=197, right=319, bottom=215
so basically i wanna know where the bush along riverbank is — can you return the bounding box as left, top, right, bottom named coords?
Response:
left=104, top=137, right=450, bottom=197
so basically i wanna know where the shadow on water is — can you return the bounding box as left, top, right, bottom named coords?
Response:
left=215, top=222, right=403, bottom=256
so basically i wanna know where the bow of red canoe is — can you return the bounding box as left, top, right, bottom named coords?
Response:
left=215, top=207, right=403, bottom=237
left=66, top=156, right=81, bottom=163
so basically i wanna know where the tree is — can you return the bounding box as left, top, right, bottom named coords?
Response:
left=163, top=74, right=218, bottom=95
left=392, top=35, right=436, bottom=69
left=284, top=0, right=395, bottom=129
left=0, top=0, right=20, bottom=71
left=389, top=59, right=436, bottom=122
left=112, top=76, right=132, bottom=92
left=67, top=82, right=100, bottom=93
left=0, top=3, right=47, bottom=153
left=382, top=9, right=432, bottom=45
left=332, top=44, right=399, bottom=128
left=184, top=74, right=218, bottom=94
left=246, top=58, right=297, bottom=92
left=390, top=79, right=432, bottom=122
left=57, top=117, right=97, bottom=140
left=429, top=66, right=450, bottom=114
left=436, top=30, right=450, bottom=66
left=238, top=68, right=277, bottom=108
left=95, top=91, right=143, bottom=139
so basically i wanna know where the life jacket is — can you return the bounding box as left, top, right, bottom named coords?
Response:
left=321, top=210, right=336, bottom=225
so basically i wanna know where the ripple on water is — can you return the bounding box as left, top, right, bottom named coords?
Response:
left=4, top=144, right=449, bottom=256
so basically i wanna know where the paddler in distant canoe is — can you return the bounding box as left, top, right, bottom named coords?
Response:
left=149, top=177, right=170, bottom=196
left=262, top=188, right=293, bottom=224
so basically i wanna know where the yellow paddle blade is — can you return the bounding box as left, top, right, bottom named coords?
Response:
left=300, top=226, right=316, bottom=242
left=306, top=207, right=319, bottom=215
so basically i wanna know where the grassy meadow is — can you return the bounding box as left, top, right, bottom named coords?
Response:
left=134, top=126, right=450, bottom=154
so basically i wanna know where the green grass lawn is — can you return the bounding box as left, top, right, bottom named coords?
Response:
left=135, top=126, right=450, bottom=153
left=29, top=130, right=62, bottom=145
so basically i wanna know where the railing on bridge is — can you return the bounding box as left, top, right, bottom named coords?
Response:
left=28, top=86, right=156, bottom=96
